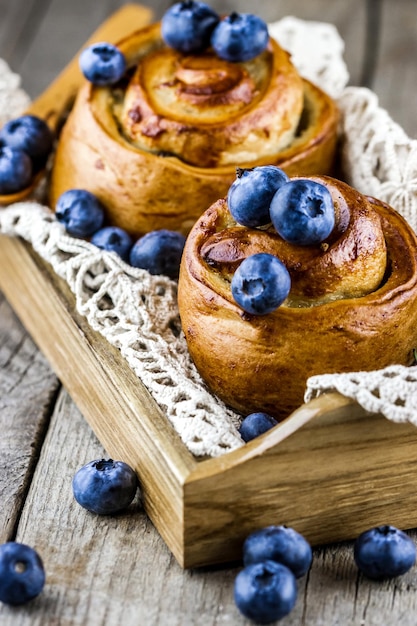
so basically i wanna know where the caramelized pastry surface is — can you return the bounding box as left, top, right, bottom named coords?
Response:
left=178, top=176, right=417, bottom=418
left=50, top=23, right=339, bottom=237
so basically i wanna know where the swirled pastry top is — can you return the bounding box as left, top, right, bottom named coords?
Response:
left=104, top=23, right=305, bottom=167
left=50, top=23, right=338, bottom=237
left=178, top=175, right=417, bottom=417
left=196, top=177, right=392, bottom=306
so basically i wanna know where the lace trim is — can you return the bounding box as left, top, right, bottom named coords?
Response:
left=0, top=203, right=244, bottom=457
left=0, top=59, right=30, bottom=126
left=1, top=17, right=416, bottom=455
left=269, top=16, right=349, bottom=99
left=305, top=366, right=417, bottom=424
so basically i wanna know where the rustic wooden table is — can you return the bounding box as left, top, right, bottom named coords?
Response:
left=1, top=1, right=417, bottom=624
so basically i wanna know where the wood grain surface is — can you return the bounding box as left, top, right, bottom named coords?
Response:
left=1, top=1, right=417, bottom=624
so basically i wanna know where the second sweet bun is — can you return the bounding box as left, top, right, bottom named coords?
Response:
left=178, top=174, right=417, bottom=419
left=49, top=22, right=338, bottom=237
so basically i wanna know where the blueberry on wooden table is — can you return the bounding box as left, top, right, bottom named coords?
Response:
left=79, top=43, right=126, bottom=86
left=211, top=12, right=269, bottom=62
left=231, top=253, right=291, bottom=315
left=243, top=525, right=313, bottom=578
left=72, top=458, right=138, bottom=515
left=0, top=146, right=32, bottom=194
left=55, top=189, right=105, bottom=238
left=161, top=1, right=219, bottom=53
left=227, top=166, right=289, bottom=228
left=234, top=560, right=297, bottom=624
left=239, top=412, right=278, bottom=442
left=0, top=542, right=45, bottom=606
left=354, top=524, right=416, bottom=579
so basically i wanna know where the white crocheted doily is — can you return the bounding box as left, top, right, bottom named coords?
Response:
left=1, top=18, right=416, bottom=456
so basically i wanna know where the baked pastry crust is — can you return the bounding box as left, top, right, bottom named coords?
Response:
left=178, top=176, right=417, bottom=419
left=49, top=23, right=339, bottom=237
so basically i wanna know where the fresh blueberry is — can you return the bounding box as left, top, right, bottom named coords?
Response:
left=161, top=1, right=219, bottom=53
left=227, top=167, right=289, bottom=228
left=0, top=146, right=32, bottom=194
left=270, top=179, right=335, bottom=246
left=129, top=229, right=186, bottom=278
left=0, top=114, right=53, bottom=170
left=55, top=189, right=105, bottom=238
left=231, top=253, right=291, bottom=315
left=243, top=526, right=313, bottom=578
left=234, top=560, right=297, bottom=624
left=72, top=458, right=138, bottom=515
left=354, top=525, right=416, bottom=580
left=91, top=226, right=133, bottom=260
left=0, top=542, right=45, bottom=606
left=211, top=12, right=269, bottom=63
left=239, top=412, right=278, bottom=442
left=79, top=42, right=126, bottom=86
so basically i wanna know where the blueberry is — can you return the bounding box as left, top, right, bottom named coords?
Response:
left=91, top=226, right=133, bottom=260
left=239, top=412, right=278, bottom=442
left=243, top=526, right=313, bottom=579
left=72, top=458, right=138, bottom=515
left=0, top=146, right=32, bottom=194
left=0, top=115, right=53, bottom=170
left=129, top=229, right=186, bottom=278
left=231, top=253, right=291, bottom=315
left=0, top=115, right=52, bottom=161
left=227, top=167, right=289, bottom=228
left=270, top=179, right=335, bottom=246
left=0, top=542, right=45, bottom=606
left=211, top=12, right=269, bottom=63
left=55, top=189, right=105, bottom=238
left=161, top=1, right=219, bottom=53
left=79, top=42, right=126, bottom=86
left=234, top=560, right=297, bottom=624
left=354, top=525, right=416, bottom=580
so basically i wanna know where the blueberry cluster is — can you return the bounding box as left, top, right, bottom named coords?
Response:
left=77, top=3, right=269, bottom=90
left=227, top=166, right=336, bottom=316
left=161, top=1, right=269, bottom=63
left=0, top=114, right=53, bottom=195
left=234, top=523, right=417, bottom=623
left=234, top=525, right=312, bottom=623
left=55, top=188, right=186, bottom=279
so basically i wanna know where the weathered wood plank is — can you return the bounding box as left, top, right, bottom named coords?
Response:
left=1, top=384, right=417, bottom=625
left=0, top=292, right=59, bottom=543
left=0, top=0, right=43, bottom=64
left=0, top=389, right=240, bottom=625
left=3, top=0, right=170, bottom=98
left=372, top=0, right=417, bottom=137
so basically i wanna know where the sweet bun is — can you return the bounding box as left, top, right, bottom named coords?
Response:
left=49, top=22, right=338, bottom=237
left=177, top=175, right=417, bottom=419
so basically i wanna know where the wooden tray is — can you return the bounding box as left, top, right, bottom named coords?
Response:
left=2, top=3, right=417, bottom=569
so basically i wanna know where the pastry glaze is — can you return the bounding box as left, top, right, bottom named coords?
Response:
left=49, top=22, right=339, bottom=237
left=178, top=176, right=417, bottom=419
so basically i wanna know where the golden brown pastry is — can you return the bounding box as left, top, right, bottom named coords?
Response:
left=49, top=22, right=338, bottom=237
left=178, top=175, right=417, bottom=419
